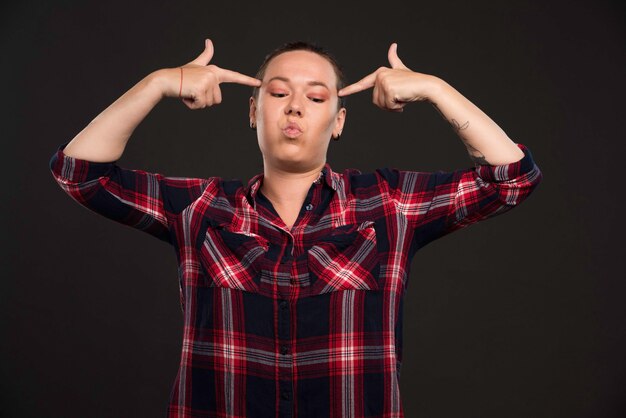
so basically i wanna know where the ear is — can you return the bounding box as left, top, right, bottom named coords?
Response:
left=249, top=96, right=257, bottom=124
left=332, top=107, right=347, bottom=139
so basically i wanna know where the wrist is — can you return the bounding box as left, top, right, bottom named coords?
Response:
left=148, top=68, right=178, bottom=99
left=423, top=75, right=448, bottom=103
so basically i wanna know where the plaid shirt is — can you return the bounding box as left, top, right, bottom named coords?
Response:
left=49, top=141, right=542, bottom=418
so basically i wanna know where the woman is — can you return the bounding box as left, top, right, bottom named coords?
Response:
left=49, top=39, right=542, bottom=417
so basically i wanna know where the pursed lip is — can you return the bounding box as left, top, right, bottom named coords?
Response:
left=282, top=122, right=303, bottom=138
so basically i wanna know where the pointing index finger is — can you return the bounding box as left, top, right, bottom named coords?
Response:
left=217, top=67, right=262, bottom=87
left=338, top=71, right=377, bottom=97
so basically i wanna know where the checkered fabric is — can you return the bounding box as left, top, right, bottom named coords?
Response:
left=49, top=141, right=542, bottom=417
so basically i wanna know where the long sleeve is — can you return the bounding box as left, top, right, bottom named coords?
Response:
left=376, top=142, right=543, bottom=247
left=48, top=141, right=209, bottom=245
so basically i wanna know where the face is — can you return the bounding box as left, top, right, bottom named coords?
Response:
left=249, top=50, right=346, bottom=172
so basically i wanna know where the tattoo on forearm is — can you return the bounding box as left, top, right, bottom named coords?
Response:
left=431, top=102, right=470, bottom=132
left=450, top=119, right=470, bottom=131
left=469, top=153, right=489, bottom=165
left=464, top=142, right=489, bottom=165
left=430, top=101, right=487, bottom=164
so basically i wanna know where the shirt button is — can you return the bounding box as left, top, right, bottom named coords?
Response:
left=280, top=345, right=289, bottom=354
left=279, top=300, right=288, bottom=309
left=281, top=391, right=290, bottom=400
left=305, top=203, right=314, bottom=211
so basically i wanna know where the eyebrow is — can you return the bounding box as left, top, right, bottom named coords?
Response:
left=266, top=76, right=330, bottom=91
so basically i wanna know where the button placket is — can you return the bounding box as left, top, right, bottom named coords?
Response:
left=277, top=298, right=293, bottom=408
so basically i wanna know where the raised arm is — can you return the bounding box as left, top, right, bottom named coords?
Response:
left=62, top=38, right=261, bottom=162
left=342, top=43, right=542, bottom=242
left=50, top=39, right=262, bottom=243
left=338, top=43, right=524, bottom=166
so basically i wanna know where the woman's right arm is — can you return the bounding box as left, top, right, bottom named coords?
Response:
left=50, top=39, right=261, bottom=243
left=62, top=38, right=261, bottom=163
left=61, top=69, right=172, bottom=162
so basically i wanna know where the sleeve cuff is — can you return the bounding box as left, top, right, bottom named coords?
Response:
left=474, top=143, right=537, bottom=183
left=48, top=141, right=118, bottom=183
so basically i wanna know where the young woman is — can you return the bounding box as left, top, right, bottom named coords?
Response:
left=50, top=39, right=542, bottom=418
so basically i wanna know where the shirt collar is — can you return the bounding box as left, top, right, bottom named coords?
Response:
left=245, top=162, right=336, bottom=206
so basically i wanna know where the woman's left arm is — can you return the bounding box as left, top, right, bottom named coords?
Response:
left=338, top=42, right=525, bottom=166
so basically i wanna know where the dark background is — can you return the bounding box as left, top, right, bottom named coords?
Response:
left=2, top=0, right=625, bottom=417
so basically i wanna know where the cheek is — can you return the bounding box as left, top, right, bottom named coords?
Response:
left=322, top=112, right=339, bottom=130
left=258, top=104, right=281, bottom=122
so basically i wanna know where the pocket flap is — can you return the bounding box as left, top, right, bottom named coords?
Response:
left=197, top=222, right=268, bottom=293
left=306, top=221, right=380, bottom=295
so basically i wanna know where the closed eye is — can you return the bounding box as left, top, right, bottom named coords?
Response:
left=269, top=92, right=325, bottom=103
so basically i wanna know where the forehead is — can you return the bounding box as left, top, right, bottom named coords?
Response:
left=264, top=50, right=337, bottom=86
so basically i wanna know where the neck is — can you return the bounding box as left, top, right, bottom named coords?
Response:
left=260, top=164, right=324, bottom=206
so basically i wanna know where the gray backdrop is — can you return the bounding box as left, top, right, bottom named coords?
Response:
left=2, top=0, right=625, bottom=417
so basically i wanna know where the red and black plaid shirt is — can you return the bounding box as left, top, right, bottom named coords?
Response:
left=49, top=141, right=542, bottom=417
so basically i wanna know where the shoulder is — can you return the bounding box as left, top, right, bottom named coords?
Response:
left=336, top=166, right=433, bottom=190
left=333, top=166, right=397, bottom=195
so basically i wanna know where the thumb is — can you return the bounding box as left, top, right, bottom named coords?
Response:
left=388, top=43, right=408, bottom=69
left=189, top=38, right=215, bottom=66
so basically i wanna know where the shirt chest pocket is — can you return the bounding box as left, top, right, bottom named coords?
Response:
left=304, top=220, right=381, bottom=296
left=196, top=219, right=380, bottom=297
left=197, top=220, right=269, bottom=293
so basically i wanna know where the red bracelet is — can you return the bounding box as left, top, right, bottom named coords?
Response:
left=178, top=67, right=183, bottom=99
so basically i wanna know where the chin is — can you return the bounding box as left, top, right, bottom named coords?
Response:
left=272, top=153, right=309, bottom=170
left=277, top=154, right=306, bottom=165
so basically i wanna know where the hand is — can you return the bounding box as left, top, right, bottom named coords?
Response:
left=168, top=39, right=261, bottom=110
left=338, top=43, right=438, bottom=112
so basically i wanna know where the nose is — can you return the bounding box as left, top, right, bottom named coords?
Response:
left=285, top=94, right=304, bottom=116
